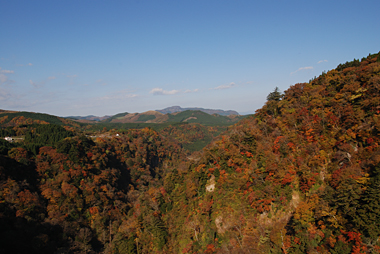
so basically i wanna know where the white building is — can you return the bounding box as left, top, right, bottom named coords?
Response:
left=4, top=137, right=13, bottom=142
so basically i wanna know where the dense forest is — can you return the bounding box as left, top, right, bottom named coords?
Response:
left=1, top=51, right=380, bottom=253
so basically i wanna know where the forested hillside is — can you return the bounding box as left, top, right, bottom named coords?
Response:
left=162, top=52, right=380, bottom=253
left=97, top=110, right=244, bottom=125
left=1, top=52, right=380, bottom=253
left=0, top=127, right=184, bottom=253
left=159, top=123, right=226, bottom=152
left=0, top=111, right=81, bottom=128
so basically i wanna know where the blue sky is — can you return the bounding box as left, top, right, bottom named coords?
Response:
left=1, top=0, right=379, bottom=116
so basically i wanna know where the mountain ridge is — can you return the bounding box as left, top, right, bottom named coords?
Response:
left=156, top=106, right=239, bottom=116
left=61, top=106, right=239, bottom=122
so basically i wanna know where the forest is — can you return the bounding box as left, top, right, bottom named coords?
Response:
left=1, top=51, right=380, bottom=253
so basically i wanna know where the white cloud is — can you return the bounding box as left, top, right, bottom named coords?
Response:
left=214, top=82, right=236, bottom=90
left=184, top=89, right=199, bottom=93
left=48, top=76, right=56, bottom=80
left=28, top=63, right=33, bottom=66
left=290, top=66, right=313, bottom=75
left=0, top=69, right=14, bottom=74
left=0, top=68, right=15, bottom=86
left=318, top=60, right=328, bottom=64
left=150, top=88, right=180, bottom=95
left=97, top=90, right=138, bottom=101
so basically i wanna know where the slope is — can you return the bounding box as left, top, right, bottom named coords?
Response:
left=154, top=51, right=380, bottom=253
left=0, top=111, right=81, bottom=128
left=1, top=51, right=380, bottom=253
left=157, top=106, right=240, bottom=116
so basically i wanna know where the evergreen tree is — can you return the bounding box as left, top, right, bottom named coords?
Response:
left=333, top=178, right=362, bottom=223
left=355, top=166, right=380, bottom=241
left=266, top=87, right=283, bottom=101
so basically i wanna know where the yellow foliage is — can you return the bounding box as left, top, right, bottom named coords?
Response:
left=355, top=173, right=370, bottom=185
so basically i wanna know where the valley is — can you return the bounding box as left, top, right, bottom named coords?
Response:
left=1, top=52, right=380, bottom=253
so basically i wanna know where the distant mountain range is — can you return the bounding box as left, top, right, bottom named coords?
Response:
left=0, top=106, right=246, bottom=127
left=66, top=106, right=241, bottom=122
left=102, top=110, right=244, bottom=125
left=156, top=106, right=239, bottom=116
left=65, top=115, right=111, bottom=122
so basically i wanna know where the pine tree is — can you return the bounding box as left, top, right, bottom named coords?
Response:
left=355, top=166, right=380, bottom=241
left=266, top=87, right=283, bottom=101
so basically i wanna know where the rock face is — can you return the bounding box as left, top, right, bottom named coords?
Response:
left=157, top=106, right=239, bottom=116
left=205, top=174, right=216, bottom=192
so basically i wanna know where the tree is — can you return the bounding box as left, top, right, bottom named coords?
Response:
left=267, top=87, right=283, bottom=101
left=354, top=166, right=380, bottom=242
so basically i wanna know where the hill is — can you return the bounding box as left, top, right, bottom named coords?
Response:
left=65, top=106, right=240, bottom=124
left=86, top=110, right=244, bottom=152
left=1, top=51, right=380, bottom=253
left=106, top=111, right=168, bottom=123
left=105, top=110, right=244, bottom=125
left=0, top=111, right=82, bottom=128
left=94, top=110, right=245, bottom=128
left=157, top=106, right=240, bottom=116
left=166, top=110, right=242, bottom=125
left=156, top=51, right=380, bottom=253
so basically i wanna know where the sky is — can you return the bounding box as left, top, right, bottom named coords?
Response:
left=1, top=0, right=379, bottom=116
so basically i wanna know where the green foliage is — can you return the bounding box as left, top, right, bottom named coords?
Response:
left=23, top=124, right=74, bottom=155
left=0, top=111, right=79, bottom=127
left=0, top=127, right=16, bottom=137
left=137, top=114, right=156, bottom=122
left=160, top=123, right=225, bottom=152
left=166, top=110, right=243, bottom=126
left=266, top=87, right=283, bottom=101
left=333, top=178, right=362, bottom=222
left=0, top=138, right=15, bottom=154
left=101, top=112, right=129, bottom=123
left=336, top=58, right=360, bottom=71
left=354, top=166, right=380, bottom=240
left=25, top=124, right=74, bottom=146
left=56, top=135, right=94, bottom=162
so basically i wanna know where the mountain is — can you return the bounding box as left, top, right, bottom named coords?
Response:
left=0, top=110, right=81, bottom=128
left=1, top=51, right=380, bottom=253
left=104, top=110, right=244, bottom=125
left=65, top=115, right=111, bottom=122
left=157, top=51, right=380, bottom=253
left=157, top=106, right=240, bottom=116
left=103, top=111, right=167, bottom=123
left=66, top=106, right=240, bottom=124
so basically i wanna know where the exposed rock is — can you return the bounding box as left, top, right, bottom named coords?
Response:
left=205, top=174, right=216, bottom=192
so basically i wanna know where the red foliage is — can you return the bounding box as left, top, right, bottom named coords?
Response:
left=205, top=244, right=216, bottom=254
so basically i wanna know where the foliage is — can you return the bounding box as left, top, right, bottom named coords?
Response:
left=23, top=124, right=74, bottom=155
left=1, top=51, right=380, bottom=253
left=166, top=110, right=242, bottom=126
left=0, top=111, right=80, bottom=128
